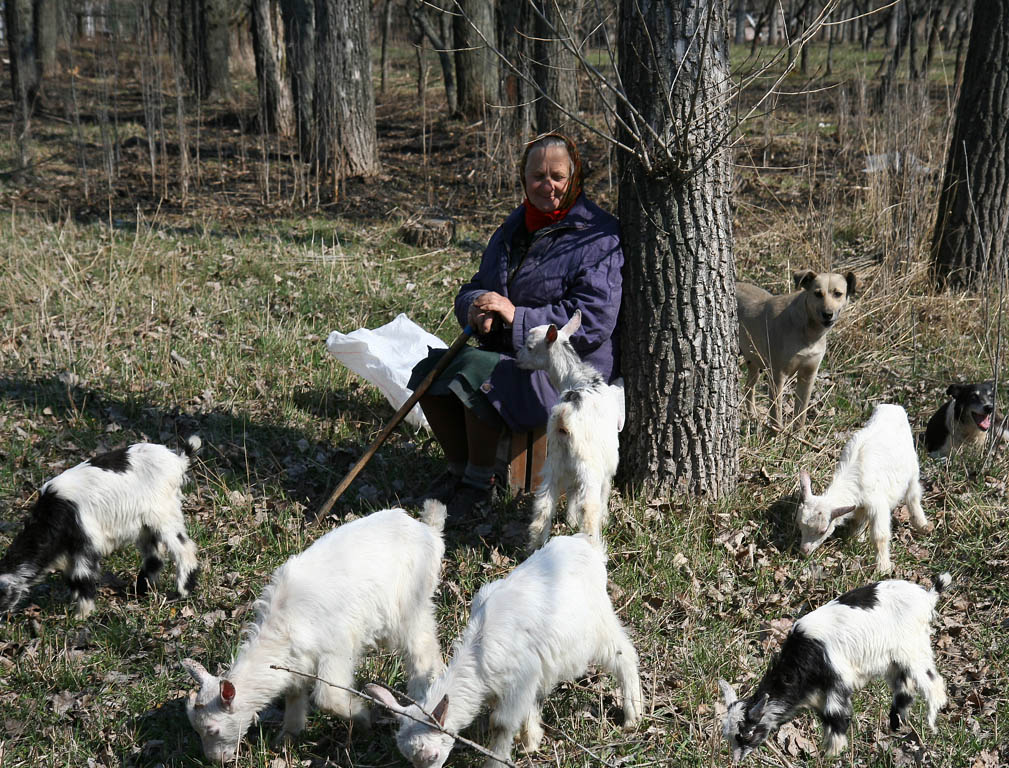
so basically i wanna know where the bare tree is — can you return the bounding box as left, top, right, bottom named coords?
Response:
left=407, top=0, right=458, bottom=115
left=532, top=0, right=582, bottom=133
left=616, top=0, right=738, bottom=498
left=252, top=0, right=295, bottom=134
left=931, top=1, right=1009, bottom=289
left=5, top=0, right=43, bottom=126
left=313, top=0, right=380, bottom=196
left=280, top=0, right=315, bottom=157
left=453, top=0, right=497, bottom=120
left=175, top=0, right=233, bottom=99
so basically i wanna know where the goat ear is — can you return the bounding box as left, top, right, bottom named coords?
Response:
left=431, top=694, right=449, bottom=727
left=561, top=309, right=582, bottom=338
left=747, top=693, right=769, bottom=721
left=545, top=325, right=559, bottom=344
left=845, top=271, right=857, bottom=298
left=363, top=683, right=406, bottom=716
left=220, top=679, right=236, bottom=709
left=794, top=270, right=816, bottom=290
left=830, top=505, right=857, bottom=520
left=718, top=679, right=737, bottom=706
left=798, top=471, right=812, bottom=499
left=182, top=658, right=216, bottom=689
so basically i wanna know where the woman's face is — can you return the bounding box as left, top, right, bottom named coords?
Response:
left=524, top=145, right=572, bottom=212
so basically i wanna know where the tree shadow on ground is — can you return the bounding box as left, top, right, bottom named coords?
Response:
left=0, top=374, right=444, bottom=524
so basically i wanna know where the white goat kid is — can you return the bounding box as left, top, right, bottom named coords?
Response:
left=367, top=534, right=642, bottom=768
left=719, top=573, right=951, bottom=762
left=796, top=403, right=931, bottom=574
left=515, top=310, right=620, bottom=549
left=183, top=502, right=447, bottom=763
left=0, top=436, right=201, bottom=618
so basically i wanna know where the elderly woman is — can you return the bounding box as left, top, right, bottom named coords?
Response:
left=410, top=134, right=623, bottom=516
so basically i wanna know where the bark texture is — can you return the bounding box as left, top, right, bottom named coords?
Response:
left=453, top=0, right=498, bottom=121
left=533, top=0, right=582, bottom=133
left=5, top=0, right=42, bottom=119
left=202, top=0, right=233, bottom=97
left=280, top=0, right=315, bottom=157
left=931, top=2, right=1009, bottom=289
left=499, top=0, right=532, bottom=140
left=252, top=0, right=294, bottom=134
left=407, top=0, right=458, bottom=115
left=617, top=0, right=738, bottom=498
left=313, top=0, right=380, bottom=191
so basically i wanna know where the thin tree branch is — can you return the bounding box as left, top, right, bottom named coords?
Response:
left=269, top=664, right=517, bottom=767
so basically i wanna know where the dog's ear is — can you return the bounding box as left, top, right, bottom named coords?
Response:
left=793, top=270, right=816, bottom=290
left=844, top=271, right=857, bottom=298
left=946, top=383, right=964, bottom=398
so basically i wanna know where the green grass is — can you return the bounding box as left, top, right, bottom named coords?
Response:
left=1, top=33, right=1007, bottom=768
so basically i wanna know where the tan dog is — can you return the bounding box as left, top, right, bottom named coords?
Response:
left=737, top=270, right=856, bottom=429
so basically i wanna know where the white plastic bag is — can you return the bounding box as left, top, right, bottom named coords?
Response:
left=326, top=314, right=448, bottom=430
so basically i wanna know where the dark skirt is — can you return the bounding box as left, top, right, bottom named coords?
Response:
left=408, top=346, right=504, bottom=427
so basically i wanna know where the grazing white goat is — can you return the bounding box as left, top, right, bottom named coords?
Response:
left=515, top=310, right=620, bottom=549
left=0, top=436, right=201, bottom=618
left=183, top=502, right=446, bottom=763
left=796, top=404, right=931, bottom=574
left=719, top=572, right=951, bottom=762
left=367, top=534, right=642, bottom=768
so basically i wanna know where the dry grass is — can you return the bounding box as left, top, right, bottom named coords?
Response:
left=0, top=33, right=1006, bottom=768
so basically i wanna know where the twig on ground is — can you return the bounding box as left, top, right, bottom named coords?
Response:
left=269, top=664, right=516, bottom=767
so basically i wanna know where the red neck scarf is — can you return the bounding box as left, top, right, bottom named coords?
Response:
left=523, top=198, right=574, bottom=232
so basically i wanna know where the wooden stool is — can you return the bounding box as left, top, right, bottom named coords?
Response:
left=499, top=426, right=547, bottom=494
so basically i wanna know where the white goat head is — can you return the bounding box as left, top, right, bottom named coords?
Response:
left=366, top=684, right=453, bottom=768
left=182, top=658, right=247, bottom=763
left=795, top=471, right=856, bottom=556
left=719, top=680, right=775, bottom=762
left=515, top=309, right=582, bottom=371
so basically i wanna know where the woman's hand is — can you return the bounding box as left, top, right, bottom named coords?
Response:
left=470, top=292, right=516, bottom=332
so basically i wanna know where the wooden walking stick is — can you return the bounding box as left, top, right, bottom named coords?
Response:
left=314, top=325, right=474, bottom=521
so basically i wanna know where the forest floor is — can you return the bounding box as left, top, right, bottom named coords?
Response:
left=0, top=37, right=1006, bottom=768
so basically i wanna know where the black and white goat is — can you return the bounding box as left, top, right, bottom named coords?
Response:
left=183, top=503, right=447, bottom=763
left=515, top=310, right=620, bottom=549
left=719, top=573, right=951, bottom=762
left=0, top=437, right=201, bottom=618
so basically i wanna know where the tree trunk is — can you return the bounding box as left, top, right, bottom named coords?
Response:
left=280, top=0, right=315, bottom=157
left=34, top=0, right=58, bottom=77
left=202, top=0, right=232, bottom=98
left=931, top=1, right=1009, bottom=289
left=735, top=1, right=746, bottom=45
left=252, top=0, right=294, bottom=134
left=453, top=0, right=497, bottom=121
left=313, top=0, right=380, bottom=195
left=5, top=0, right=42, bottom=121
left=617, top=0, right=738, bottom=498
left=498, top=0, right=531, bottom=141
left=533, top=0, right=582, bottom=134
left=406, top=0, right=457, bottom=115
left=380, top=0, right=393, bottom=94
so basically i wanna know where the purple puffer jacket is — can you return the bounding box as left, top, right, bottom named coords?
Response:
left=455, top=192, right=623, bottom=432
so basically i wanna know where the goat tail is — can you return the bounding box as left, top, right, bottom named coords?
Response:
left=420, top=499, right=447, bottom=533
left=182, top=435, right=203, bottom=458
left=931, top=571, right=952, bottom=595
